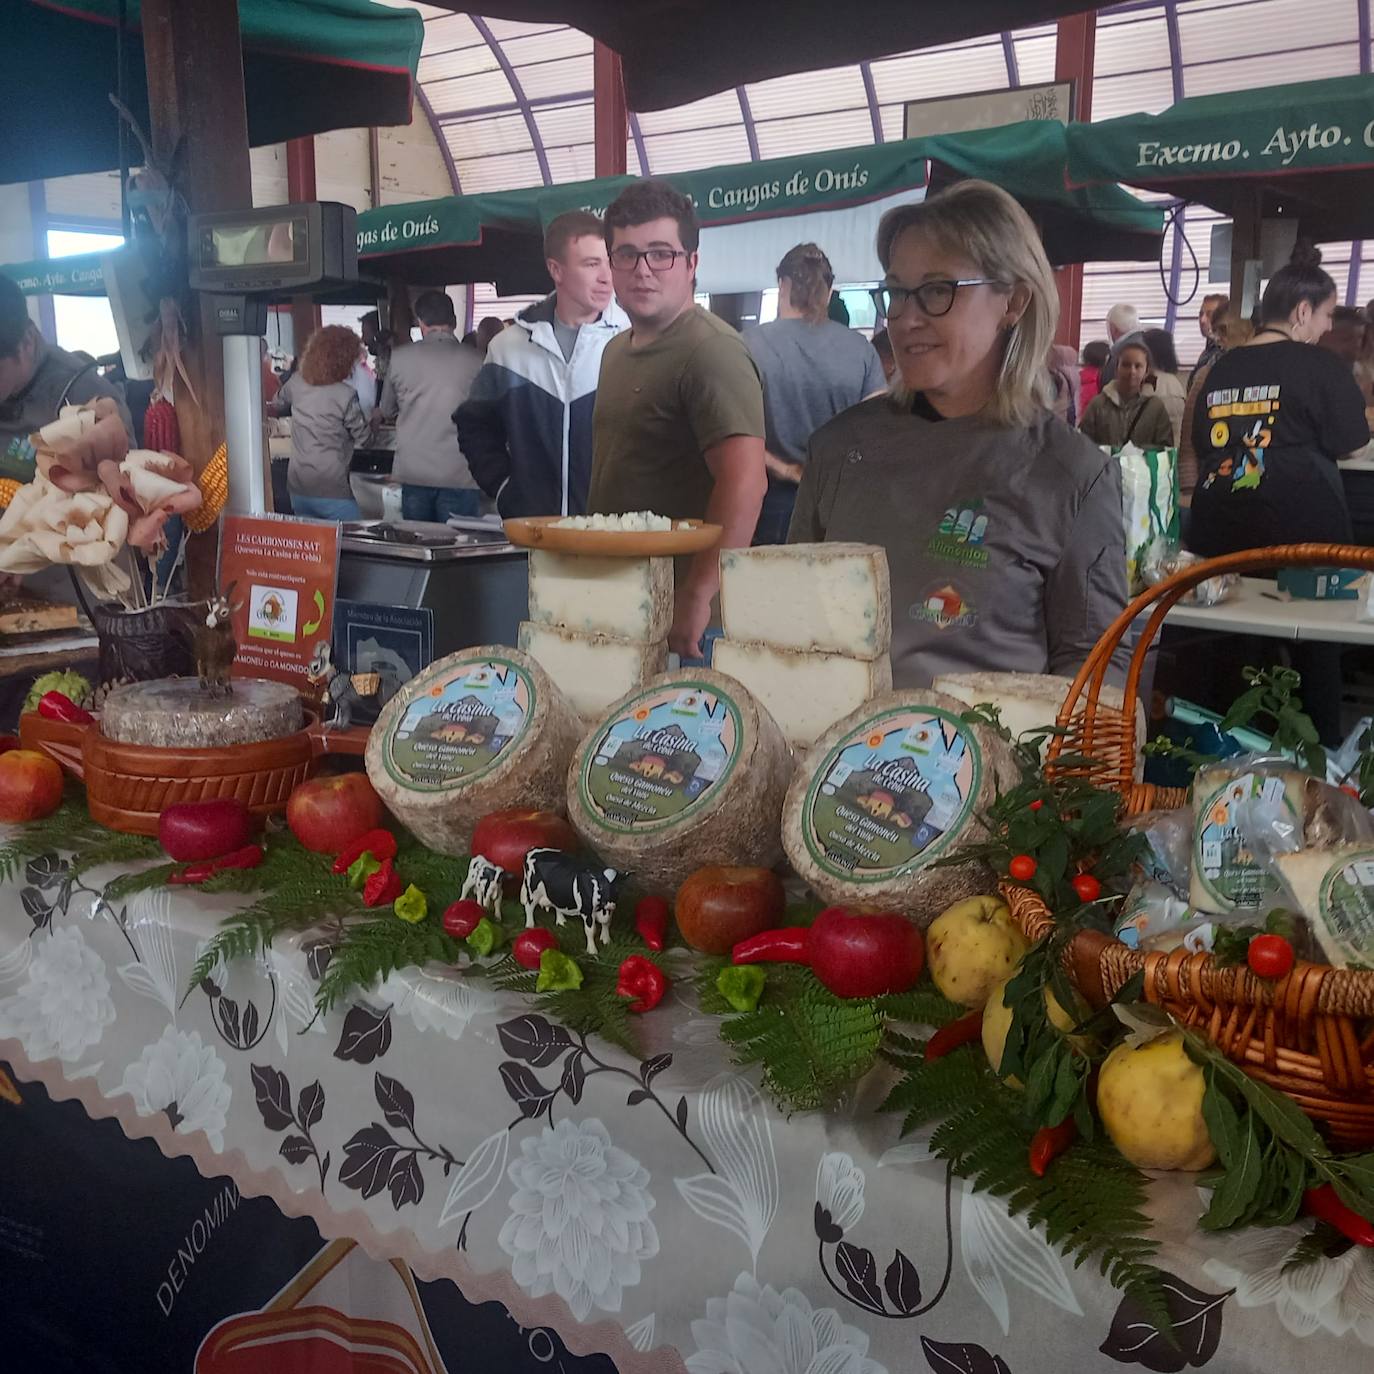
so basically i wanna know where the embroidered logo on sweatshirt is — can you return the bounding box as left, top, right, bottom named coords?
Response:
left=926, top=501, right=989, bottom=567
left=909, top=582, right=978, bottom=630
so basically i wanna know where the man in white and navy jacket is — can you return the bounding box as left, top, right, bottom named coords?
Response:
left=455, top=211, right=629, bottom=517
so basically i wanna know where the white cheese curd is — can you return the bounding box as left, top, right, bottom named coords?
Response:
left=551, top=511, right=674, bottom=532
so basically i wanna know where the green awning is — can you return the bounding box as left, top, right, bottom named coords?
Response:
left=536, top=142, right=929, bottom=229
left=6, top=0, right=423, bottom=185
left=924, top=122, right=1165, bottom=265
left=1063, top=75, right=1374, bottom=241
left=3, top=253, right=109, bottom=296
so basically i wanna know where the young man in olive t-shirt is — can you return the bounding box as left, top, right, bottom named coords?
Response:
left=588, top=181, right=766, bottom=659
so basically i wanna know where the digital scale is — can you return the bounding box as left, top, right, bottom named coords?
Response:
left=187, top=202, right=368, bottom=516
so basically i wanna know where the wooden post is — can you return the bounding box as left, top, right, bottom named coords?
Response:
left=1053, top=11, right=1097, bottom=349
left=368, top=127, right=382, bottom=209
left=141, top=0, right=253, bottom=591
left=286, top=137, right=321, bottom=353
left=593, top=42, right=629, bottom=178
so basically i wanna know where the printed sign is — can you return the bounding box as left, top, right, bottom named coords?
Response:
left=384, top=658, right=532, bottom=790
left=1318, top=849, right=1374, bottom=966
left=219, top=515, right=339, bottom=695
left=1193, top=773, right=1296, bottom=910
left=580, top=684, right=741, bottom=831
left=333, top=600, right=434, bottom=727
left=802, top=706, right=981, bottom=882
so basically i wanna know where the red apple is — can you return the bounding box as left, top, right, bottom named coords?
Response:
left=674, top=865, right=786, bottom=955
left=471, top=808, right=577, bottom=880
left=0, top=748, right=64, bottom=823
left=286, top=772, right=383, bottom=854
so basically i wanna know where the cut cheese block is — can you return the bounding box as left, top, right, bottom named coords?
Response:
left=1275, top=845, right=1374, bottom=967
left=567, top=667, right=793, bottom=896
left=719, top=542, right=890, bottom=660
left=782, top=689, right=1015, bottom=926
left=366, top=645, right=580, bottom=856
left=518, top=620, right=668, bottom=725
left=711, top=638, right=891, bottom=749
left=1188, top=764, right=1310, bottom=915
left=932, top=671, right=1146, bottom=781
left=527, top=549, right=673, bottom=641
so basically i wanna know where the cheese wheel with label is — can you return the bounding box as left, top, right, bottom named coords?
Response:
left=567, top=668, right=794, bottom=896
left=782, top=690, right=1015, bottom=925
left=1275, top=844, right=1374, bottom=968
left=366, top=645, right=581, bottom=856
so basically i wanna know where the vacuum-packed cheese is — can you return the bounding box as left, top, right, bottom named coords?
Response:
left=711, top=638, right=891, bottom=748
left=1275, top=844, right=1374, bottom=967
left=567, top=668, right=793, bottom=896
left=719, top=543, right=890, bottom=660
left=518, top=620, right=667, bottom=725
left=782, top=690, right=1015, bottom=925
left=526, top=550, right=673, bottom=641
left=366, top=645, right=580, bottom=856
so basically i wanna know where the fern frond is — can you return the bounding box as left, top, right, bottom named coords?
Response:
left=315, top=916, right=466, bottom=1014
left=879, top=1043, right=987, bottom=1131
left=0, top=794, right=161, bottom=883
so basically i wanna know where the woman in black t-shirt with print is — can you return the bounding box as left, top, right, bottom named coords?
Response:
left=1189, top=245, right=1368, bottom=555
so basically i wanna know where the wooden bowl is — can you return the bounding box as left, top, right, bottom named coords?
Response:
left=503, top=515, right=723, bottom=557
left=20, top=710, right=369, bottom=837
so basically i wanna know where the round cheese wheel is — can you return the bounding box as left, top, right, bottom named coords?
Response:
left=366, top=645, right=580, bottom=857
left=567, top=668, right=794, bottom=896
left=782, top=690, right=1016, bottom=925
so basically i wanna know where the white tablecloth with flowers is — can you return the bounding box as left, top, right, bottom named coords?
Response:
left=2, top=845, right=1371, bottom=1374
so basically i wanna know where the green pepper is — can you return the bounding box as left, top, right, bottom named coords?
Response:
left=393, top=884, right=428, bottom=924
left=536, top=947, right=583, bottom=992
left=347, top=851, right=382, bottom=889
left=716, top=963, right=766, bottom=1013
left=466, top=916, right=508, bottom=957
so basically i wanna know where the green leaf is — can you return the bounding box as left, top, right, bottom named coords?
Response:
left=1201, top=1112, right=1263, bottom=1230
left=1201, top=1071, right=1242, bottom=1169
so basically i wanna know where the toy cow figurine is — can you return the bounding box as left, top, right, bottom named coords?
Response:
left=460, top=854, right=506, bottom=916
left=520, top=847, right=626, bottom=956
left=194, top=583, right=242, bottom=697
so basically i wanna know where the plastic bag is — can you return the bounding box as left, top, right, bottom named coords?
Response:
left=1114, top=881, right=1218, bottom=953
left=1118, top=444, right=1178, bottom=594
left=1125, top=808, right=1191, bottom=898
left=1142, top=547, right=1239, bottom=607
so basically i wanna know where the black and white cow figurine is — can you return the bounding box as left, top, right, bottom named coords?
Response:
left=459, top=854, right=506, bottom=916
left=520, top=847, right=626, bottom=955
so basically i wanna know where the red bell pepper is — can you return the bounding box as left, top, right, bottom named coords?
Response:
left=634, top=895, right=669, bottom=951
left=513, top=927, right=559, bottom=970
left=332, top=828, right=398, bottom=874
left=362, top=857, right=403, bottom=909
left=37, top=690, right=93, bottom=724
left=1305, top=1184, right=1374, bottom=1247
left=1029, top=1119, right=1078, bottom=1177
left=615, top=955, right=668, bottom=1013
left=442, top=899, right=486, bottom=939
left=167, top=843, right=264, bottom=886
left=924, top=1010, right=985, bottom=1061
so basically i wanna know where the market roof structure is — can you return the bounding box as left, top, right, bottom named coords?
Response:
left=5, top=0, right=423, bottom=185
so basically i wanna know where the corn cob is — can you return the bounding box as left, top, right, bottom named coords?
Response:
left=186, top=443, right=228, bottom=533
left=0, top=478, right=23, bottom=510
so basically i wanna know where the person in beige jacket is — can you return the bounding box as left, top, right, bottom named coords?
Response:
left=1078, top=338, right=1174, bottom=450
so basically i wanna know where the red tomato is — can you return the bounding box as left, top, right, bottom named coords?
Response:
left=513, top=927, right=559, bottom=970
left=1028, top=800, right=1044, bottom=812
left=1071, top=873, right=1102, bottom=903
left=1247, top=933, right=1295, bottom=980
left=1008, top=854, right=1038, bottom=881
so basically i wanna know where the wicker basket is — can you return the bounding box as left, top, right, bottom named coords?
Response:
left=1016, top=543, right=1374, bottom=1147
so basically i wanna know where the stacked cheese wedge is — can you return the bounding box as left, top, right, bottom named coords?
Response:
left=519, top=551, right=671, bottom=726
left=713, top=543, right=893, bottom=749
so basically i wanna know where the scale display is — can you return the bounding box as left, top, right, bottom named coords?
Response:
left=187, top=202, right=357, bottom=293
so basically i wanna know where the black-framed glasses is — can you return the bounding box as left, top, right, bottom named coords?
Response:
left=871, top=278, right=1007, bottom=319
left=609, top=246, right=690, bottom=273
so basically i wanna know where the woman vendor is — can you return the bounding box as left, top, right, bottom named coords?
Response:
left=789, top=180, right=1129, bottom=688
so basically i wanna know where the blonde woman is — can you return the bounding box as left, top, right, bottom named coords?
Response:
left=742, top=243, right=886, bottom=543
left=789, top=180, right=1128, bottom=687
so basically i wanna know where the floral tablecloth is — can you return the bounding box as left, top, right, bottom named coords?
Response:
left=2, top=845, right=1372, bottom=1374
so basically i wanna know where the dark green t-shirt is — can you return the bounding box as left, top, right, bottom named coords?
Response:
left=588, top=305, right=764, bottom=520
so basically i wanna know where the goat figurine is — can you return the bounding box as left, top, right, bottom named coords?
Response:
left=194, top=583, right=241, bottom=697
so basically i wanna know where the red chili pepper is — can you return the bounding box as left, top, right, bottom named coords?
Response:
left=332, top=828, right=398, bottom=873
left=925, top=1009, right=985, bottom=1061
left=615, top=955, right=669, bottom=1013
left=0, top=735, right=19, bottom=754
left=1008, top=854, right=1037, bottom=881
left=363, top=857, right=403, bottom=909
left=513, top=927, right=559, bottom=970
left=167, top=842, right=264, bottom=886
left=1029, top=799, right=1044, bottom=811
left=1071, top=873, right=1102, bottom=903
left=37, top=690, right=93, bottom=724
left=1304, top=1184, right=1374, bottom=1247
left=442, top=899, right=486, bottom=939
left=634, top=895, right=669, bottom=951
left=1029, top=1119, right=1078, bottom=1177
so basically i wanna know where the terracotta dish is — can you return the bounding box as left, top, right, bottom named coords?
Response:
left=503, top=515, right=722, bottom=557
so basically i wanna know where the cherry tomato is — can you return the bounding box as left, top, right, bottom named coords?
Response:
left=1028, top=800, right=1044, bottom=812
left=1247, top=933, right=1295, bottom=980
left=1008, top=854, right=1038, bottom=881
left=442, top=899, right=485, bottom=939
left=513, top=927, right=559, bottom=971
left=1071, top=873, right=1102, bottom=903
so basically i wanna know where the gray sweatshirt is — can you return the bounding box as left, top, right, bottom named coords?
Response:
left=279, top=374, right=370, bottom=500
left=378, top=331, right=482, bottom=489
left=790, top=395, right=1130, bottom=688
